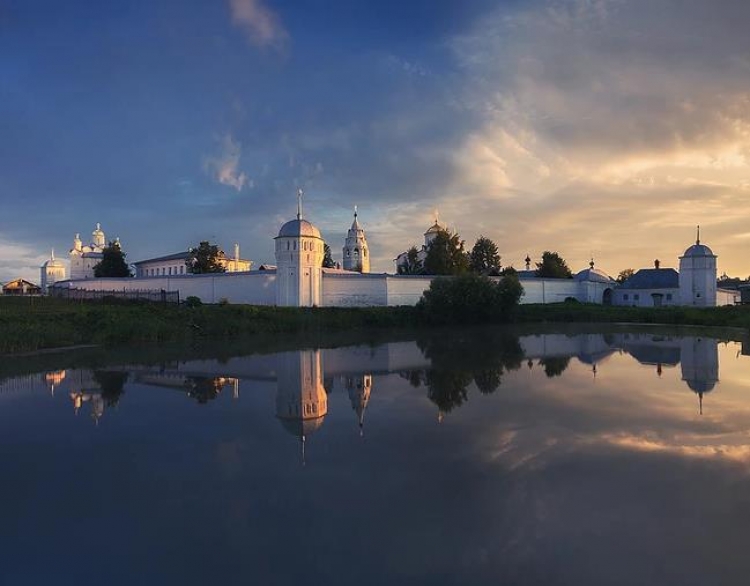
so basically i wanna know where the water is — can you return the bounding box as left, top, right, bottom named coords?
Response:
left=2, top=326, right=750, bottom=585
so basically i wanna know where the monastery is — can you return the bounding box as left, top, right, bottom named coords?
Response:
left=43, top=193, right=738, bottom=307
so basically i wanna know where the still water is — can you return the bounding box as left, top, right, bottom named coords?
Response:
left=3, top=326, right=750, bottom=585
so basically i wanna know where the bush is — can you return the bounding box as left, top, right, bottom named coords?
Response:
left=184, top=296, right=203, bottom=308
left=417, top=274, right=523, bottom=324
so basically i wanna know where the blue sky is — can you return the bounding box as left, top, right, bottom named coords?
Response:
left=3, top=0, right=750, bottom=282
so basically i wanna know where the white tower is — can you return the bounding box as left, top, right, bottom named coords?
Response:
left=680, top=336, right=718, bottom=414
left=274, top=189, right=325, bottom=307
left=276, top=349, right=328, bottom=464
left=40, top=249, right=67, bottom=293
left=342, top=206, right=370, bottom=273
left=679, top=227, right=717, bottom=307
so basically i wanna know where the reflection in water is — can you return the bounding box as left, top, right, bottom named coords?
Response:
left=345, top=374, right=372, bottom=435
left=276, top=349, right=328, bottom=464
left=2, top=328, right=750, bottom=584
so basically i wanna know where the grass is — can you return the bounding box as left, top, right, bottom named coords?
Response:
left=2, top=296, right=750, bottom=356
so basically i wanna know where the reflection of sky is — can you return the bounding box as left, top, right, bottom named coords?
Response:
left=3, top=332, right=750, bottom=584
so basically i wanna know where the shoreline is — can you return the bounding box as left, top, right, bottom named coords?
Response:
left=1, top=296, right=749, bottom=356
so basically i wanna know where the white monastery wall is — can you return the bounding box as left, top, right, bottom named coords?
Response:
left=717, top=288, right=739, bottom=306
left=385, top=276, right=434, bottom=306
left=321, top=272, right=388, bottom=307
left=515, top=278, right=581, bottom=304
left=58, top=272, right=276, bottom=305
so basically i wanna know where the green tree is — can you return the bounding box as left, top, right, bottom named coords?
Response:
left=535, top=251, right=573, bottom=278
left=94, top=241, right=132, bottom=277
left=616, top=268, right=635, bottom=283
left=186, top=241, right=226, bottom=274
left=469, top=235, right=501, bottom=275
left=417, top=273, right=524, bottom=324
left=423, top=230, right=469, bottom=275
left=322, top=243, right=336, bottom=268
left=398, top=246, right=423, bottom=275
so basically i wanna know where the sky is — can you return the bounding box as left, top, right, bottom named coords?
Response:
left=2, top=0, right=750, bottom=283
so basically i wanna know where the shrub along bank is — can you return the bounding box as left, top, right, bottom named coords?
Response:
left=2, top=292, right=750, bottom=355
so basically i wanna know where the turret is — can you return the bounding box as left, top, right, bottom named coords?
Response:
left=342, top=206, right=370, bottom=273
left=679, top=226, right=717, bottom=306
left=274, top=189, right=325, bottom=306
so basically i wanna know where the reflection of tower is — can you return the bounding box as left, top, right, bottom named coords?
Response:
left=345, top=374, right=372, bottom=436
left=680, top=337, right=719, bottom=414
left=275, top=350, right=328, bottom=464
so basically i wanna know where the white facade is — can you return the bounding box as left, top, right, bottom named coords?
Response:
left=679, top=237, right=717, bottom=307
left=274, top=215, right=325, bottom=307
left=69, top=223, right=108, bottom=280
left=342, top=208, right=370, bottom=273
left=40, top=250, right=66, bottom=292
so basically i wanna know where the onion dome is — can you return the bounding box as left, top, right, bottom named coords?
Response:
left=277, top=219, right=322, bottom=239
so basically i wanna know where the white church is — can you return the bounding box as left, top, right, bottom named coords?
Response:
left=45, top=193, right=738, bottom=307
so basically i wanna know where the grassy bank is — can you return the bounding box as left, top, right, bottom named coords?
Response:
left=0, top=296, right=419, bottom=354
left=2, top=296, right=750, bottom=355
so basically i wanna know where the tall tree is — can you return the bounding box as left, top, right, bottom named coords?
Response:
left=423, top=230, right=469, bottom=276
left=616, top=268, right=635, bottom=283
left=322, top=243, right=336, bottom=268
left=469, top=235, right=501, bottom=275
left=186, top=241, right=226, bottom=274
left=535, top=251, right=573, bottom=278
left=94, top=241, right=132, bottom=277
left=398, top=246, right=423, bottom=275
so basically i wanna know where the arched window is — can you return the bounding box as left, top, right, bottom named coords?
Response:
left=287, top=242, right=290, bottom=250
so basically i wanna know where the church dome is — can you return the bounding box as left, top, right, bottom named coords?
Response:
left=575, top=267, right=614, bottom=283
left=43, top=258, right=66, bottom=269
left=682, top=243, right=714, bottom=257
left=424, top=221, right=443, bottom=236
left=686, top=379, right=716, bottom=394
left=277, top=219, right=321, bottom=239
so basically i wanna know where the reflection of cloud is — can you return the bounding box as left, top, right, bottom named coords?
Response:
left=601, top=434, right=750, bottom=463
left=228, top=0, right=288, bottom=50
left=203, top=134, right=252, bottom=192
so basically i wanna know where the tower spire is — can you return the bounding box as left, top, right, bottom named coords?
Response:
left=297, top=188, right=303, bottom=220
left=354, top=204, right=358, bottom=218
left=696, top=225, right=700, bottom=245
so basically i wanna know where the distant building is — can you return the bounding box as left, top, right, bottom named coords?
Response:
left=395, top=219, right=444, bottom=273
left=40, top=250, right=66, bottom=292
left=69, top=223, right=108, bottom=280
left=133, top=243, right=252, bottom=277
left=2, top=278, right=41, bottom=296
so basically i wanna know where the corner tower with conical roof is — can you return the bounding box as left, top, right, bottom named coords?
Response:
left=679, top=226, right=717, bottom=307
left=274, top=189, right=325, bottom=306
left=342, top=206, right=370, bottom=273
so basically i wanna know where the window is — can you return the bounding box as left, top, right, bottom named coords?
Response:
left=287, top=242, right=290, bottom=250
left=169, top=267, right=172, bottom=275
left=666, top=293, right=672, bottom=301
left=180, top=266, right=184, bottom=274
left=623, top=294, right=629, bottom=300
left=634, top=294, right=639, bottom=301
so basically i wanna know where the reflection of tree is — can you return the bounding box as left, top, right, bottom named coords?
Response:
left=186, top=376, right=224, bottom=404
left=538, top=356, right=571, bottom=378
left=473, top=368, right=502, bottom=395
left=92, top=370, right=128, bottom=407
left=415, top=328, right=525, bottom=413
left=400, top=370, right=426, bottom=388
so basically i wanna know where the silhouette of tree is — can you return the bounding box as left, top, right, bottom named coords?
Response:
left=535, top=251, right=573, bottom=278
left=186, top=242, right=226, bottom=274
left=423, top=230, right=469, bottom=275
left=94, top=241, right=132, bottom=277
left=398, top=246, right=423, bottom=275
left=322, top=243, right=336, bottom=268
left=617, top=268, right=635, bottom=283
left=470, top=236, right=501, bottom=275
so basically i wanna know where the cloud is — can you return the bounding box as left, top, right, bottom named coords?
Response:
left=228, top=0, right=288, bottom=50
left=203, top=134, right=252, bottom=192
left=0, top=236, right=50, bottom=284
